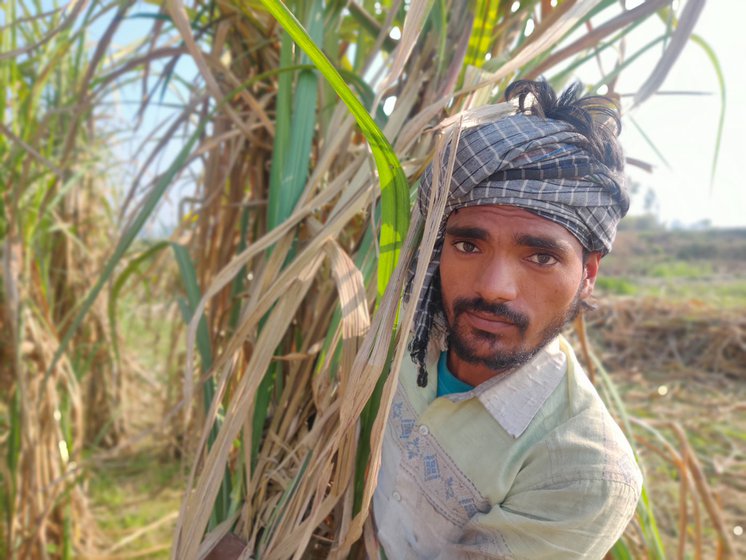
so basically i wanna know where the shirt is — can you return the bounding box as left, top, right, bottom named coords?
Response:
left=437, top=352, right=473, bottom=396
left=372, top=336, right=642, bottom=559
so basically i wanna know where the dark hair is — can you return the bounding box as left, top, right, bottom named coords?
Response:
left=504, top=80, right=624, bottom=173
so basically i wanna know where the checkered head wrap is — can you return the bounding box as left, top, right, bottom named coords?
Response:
left=408, top=112, right=629, bottom=386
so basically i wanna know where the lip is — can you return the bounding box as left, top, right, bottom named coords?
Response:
left=463, top=311, right=517, bottom=333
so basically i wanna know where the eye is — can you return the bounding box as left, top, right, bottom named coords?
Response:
left=528, top=253, right=558, bottom=266
left=453, top=241, right=479, bottom=254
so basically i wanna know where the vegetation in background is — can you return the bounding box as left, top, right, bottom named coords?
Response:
left=600, top=228, right=746, bottom=307
left=583, top=295, right=745, bottom=559
left=1, top=0, right=739, bottom=559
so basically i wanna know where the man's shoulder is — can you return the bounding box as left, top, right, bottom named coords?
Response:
left=536, top=337, right=621, bottom=429
left=526, top=340, right=642, bottom=491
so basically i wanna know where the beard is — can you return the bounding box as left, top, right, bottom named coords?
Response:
left=446, top=289, right=583, bottom=374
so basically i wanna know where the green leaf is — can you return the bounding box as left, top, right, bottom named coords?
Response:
left=267, top=30, right=294, bottom=230
left=607, top=537, right=633, bottom=560
left=107, top=241, right=170, bottom=365
left=339, top=68, right=389, bottom=127
left=259, top=450, right=313, bottom=551
left=172, top=242, right=232, bottom=528
left=172, top=243, right=214, bottom=372
left=629, top=115, right=671, bottom=170
left=465, top=0, right=500, bottom=69
left=268, top=0, right=321, bottom=229
left=690, top=34, right=726, bottom=190
left=250, top=0, right=410, bottom=301
left=593, top=351, right=667, bottom=560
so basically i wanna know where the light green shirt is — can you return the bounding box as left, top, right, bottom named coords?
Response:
left=373, top=336, right=642, bottom=559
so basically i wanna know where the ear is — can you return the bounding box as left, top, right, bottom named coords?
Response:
left=580, top=252, right=602, bottom=299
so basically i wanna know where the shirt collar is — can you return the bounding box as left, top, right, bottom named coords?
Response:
left=441, top=336, right=568, bottom=439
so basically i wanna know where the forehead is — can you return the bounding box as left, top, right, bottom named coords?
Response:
left=445, top=205, right=582, bottom=248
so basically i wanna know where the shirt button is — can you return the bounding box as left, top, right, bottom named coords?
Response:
left=392, top=491, right=402, bottom=502
left=418, top=424, right=429, bottom=436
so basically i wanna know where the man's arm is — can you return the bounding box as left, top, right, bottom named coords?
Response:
left=433, top=476, right=640, bottom=560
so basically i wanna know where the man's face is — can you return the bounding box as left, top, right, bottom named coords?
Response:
left=439, top=205, right=600, bottom=384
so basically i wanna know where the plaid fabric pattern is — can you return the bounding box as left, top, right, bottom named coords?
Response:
left=408, top=113, right=628, bottom=385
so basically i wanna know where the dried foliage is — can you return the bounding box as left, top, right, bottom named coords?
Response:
left=589, top=297, right=746, bottom=380
left=1, top=1, right=129, bottom=556
left=581, top=298, right=745, bottom=559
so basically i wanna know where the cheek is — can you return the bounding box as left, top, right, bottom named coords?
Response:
left=438, top=265, right=456, bottom=313
left=438, top=253, right=467, bottom=310
left=528, top=272, right=580, bottom=310
left=552, top=273, right=583, bottom=305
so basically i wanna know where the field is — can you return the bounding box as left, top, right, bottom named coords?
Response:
left=75, top=225, right=746, bottom=558
left=591, top=226, right=746, bottom=558
left=599, top=226, right=746, bottom=307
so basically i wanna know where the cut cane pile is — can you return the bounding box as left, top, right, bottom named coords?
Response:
left=577, top=297, right=746, bottom=559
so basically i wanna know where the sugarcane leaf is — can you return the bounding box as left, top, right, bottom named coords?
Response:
left=172, top=242, right=232, bottom=528
left=593, top=351, right=667, bottom=560
left=269, top=0, right=322, bottom=230
left=107, top=240, right=169, bottom=365
left=633, top=0, right=706, bottom=107
left=607, top=538, right=633, bottom=560
left=172, top=243, right=213, bottom=371
left=465, top=0, right=499, bottom=69
left=689, top=34, right=726, bottom=190
left=251, top=0, right=410, bottom=301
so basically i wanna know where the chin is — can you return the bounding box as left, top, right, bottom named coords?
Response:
left=449, top=333, right=536, bottom=372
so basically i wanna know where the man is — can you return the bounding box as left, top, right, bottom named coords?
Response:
left=372, top=80, right=642, bottom=559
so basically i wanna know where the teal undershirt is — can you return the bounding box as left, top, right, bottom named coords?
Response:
left=437, top=351, right=475, bottom=397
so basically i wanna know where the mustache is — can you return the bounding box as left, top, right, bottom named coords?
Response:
left=452, top=297, right=530, bottom=331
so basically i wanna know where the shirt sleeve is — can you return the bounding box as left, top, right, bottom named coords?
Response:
left=433, top=475, right=641, bottom=560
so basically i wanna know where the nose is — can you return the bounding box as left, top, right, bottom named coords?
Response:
left=474, top=256, right=519, bottom=303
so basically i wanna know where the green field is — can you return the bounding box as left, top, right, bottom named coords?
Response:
left=598, top=227, right=746, bottom=307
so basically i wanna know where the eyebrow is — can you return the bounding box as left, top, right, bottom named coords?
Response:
left=444, top=225, right=490, bottom=241
left=444, top=226, right=575, bottom=255
left=514, top=233, right=572, bottom=255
